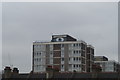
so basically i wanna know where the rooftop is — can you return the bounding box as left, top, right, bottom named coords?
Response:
left=33, top=40, right=87, bottom=44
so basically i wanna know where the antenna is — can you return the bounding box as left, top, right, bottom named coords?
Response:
left=8, top=53, right=13, bottom=68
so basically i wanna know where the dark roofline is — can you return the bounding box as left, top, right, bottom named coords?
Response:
left=94, top=56, right=108, bottom=58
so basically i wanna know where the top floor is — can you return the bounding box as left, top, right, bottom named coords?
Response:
left=33, top=34, right=87, bottom=45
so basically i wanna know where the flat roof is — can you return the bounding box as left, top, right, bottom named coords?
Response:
left=33, top=40, right=87, bottom=45
left=87, top=45, right=94, bottom=48
left=94, top=56, right=108, bottom=58
left=94, top=60, right=119, bottom=63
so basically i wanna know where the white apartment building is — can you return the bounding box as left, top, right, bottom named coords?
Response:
left=32, top=35, right=94, bottom=73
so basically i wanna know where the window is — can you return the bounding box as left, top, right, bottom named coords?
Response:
left=76, top=65, right=78, bottom=68
left=50, top=52, right=52, bottom=55
left=39, top=58, right=41, bottom=61
left=61, top=65, right=64, bottom=68
left=61, top=44, right=64, bottom=47
left=61, top=51, right=64, bottom=55
left=37, top=58, right=38, bottom=61
left=61, top=58, right=64, bottom=61
left=39, top=52, right=41, bottom=55
left=74, top=44, right=76, bottom=47
left=76, top=57, right=78, bottom=61
left=74, top=51, right=75, bottom=54
left=74, top=57, right=76, bottom=61
left=79, top=50, right=81, bottom=53
left=76, top=50, right=78, bottom=53
left=76, top=44, right=78, bottom=47
left=69, top=58, right=70, bottom=61
left=74, top=65, right=75, bottom=68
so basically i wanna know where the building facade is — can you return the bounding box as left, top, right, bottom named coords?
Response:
left=86, top=45, right=94, bottom=72
left=94, top=60, right=119, bottom=72
left=32, top=35, right=94, bottom=73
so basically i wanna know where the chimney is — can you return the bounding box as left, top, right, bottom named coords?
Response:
left=12, top=68, right=19, bottom=74
left=3, top=66, right=12, bottom=78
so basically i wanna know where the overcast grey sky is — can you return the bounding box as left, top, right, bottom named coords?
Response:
left=2, top=2, right=118, bottom=73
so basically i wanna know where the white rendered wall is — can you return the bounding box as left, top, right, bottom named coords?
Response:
left=34, top=44, right=46, bottom=72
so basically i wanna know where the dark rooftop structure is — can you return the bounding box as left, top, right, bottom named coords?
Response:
left=94, top=56, right=108, bottom=61
left=51, top=34, right=77, bottom=42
